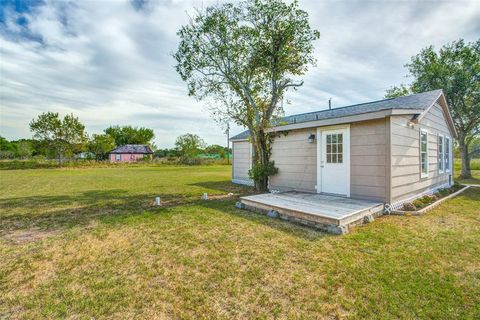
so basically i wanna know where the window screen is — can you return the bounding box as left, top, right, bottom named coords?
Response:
left=326, top=133, right=343, bottom=163
left=420, top=130, right=428, bottom=177
left=445, top=136, right=450, bottom=172
left=438, top=135, right=444, bottom=172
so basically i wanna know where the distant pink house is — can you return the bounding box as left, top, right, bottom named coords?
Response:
left=109, top=144, right=153, bottom=163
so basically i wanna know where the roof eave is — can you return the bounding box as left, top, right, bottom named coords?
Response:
left=416, top=91, right=457, bottom=138
left=265, top=109, right=425, bottom=132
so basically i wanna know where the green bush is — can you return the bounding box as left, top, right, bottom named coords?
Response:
left=248, top=161, right=279, bottom=183
left=437, top=188, right=451, bottom=197
left=412, top=199, right=425, bottom=209
left=451, top=181, right=463, bottom=192
left=420, top=195, right=434, bottom=204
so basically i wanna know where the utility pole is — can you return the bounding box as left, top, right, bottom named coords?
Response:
left=225, top=123, right=230, bottom=164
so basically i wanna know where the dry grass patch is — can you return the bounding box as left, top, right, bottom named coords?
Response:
left=1, top=166, right=479, bottom=319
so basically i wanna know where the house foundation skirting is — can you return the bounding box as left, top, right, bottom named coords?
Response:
left=387, top=182, right=451, bottom=212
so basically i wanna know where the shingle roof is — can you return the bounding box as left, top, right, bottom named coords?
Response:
left=230, top=130, right=250, bottom=141
left=230, top=90, right=443, bottom=141
left=110, top=144, right=153, bottom=154
left=276, top=89, right=442, bottom=125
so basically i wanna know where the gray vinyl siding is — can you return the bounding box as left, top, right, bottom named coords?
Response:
left=269, top=128, right=317, bottom=193
left=390, top=103, right=453, bottom=203
left=269, top=121, right=388, bottom=201
left=350, top=119, right=387, bottom=202
left=232, top=141, right=252, bottom=184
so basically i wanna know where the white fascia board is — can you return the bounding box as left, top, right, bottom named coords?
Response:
left=416, top=93, right=457, bottom=138
left=266, top=109, right=424, bottom=133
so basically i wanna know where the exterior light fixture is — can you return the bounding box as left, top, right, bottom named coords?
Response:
left=308, top=134, right=316, bottom=143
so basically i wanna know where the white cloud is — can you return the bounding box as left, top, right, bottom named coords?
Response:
left=1, top=0, right=479, bottom=147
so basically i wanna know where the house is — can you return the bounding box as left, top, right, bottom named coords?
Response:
left=231, top=89, right=456, bottom=212
left=109, top=144, right=153, bottom=162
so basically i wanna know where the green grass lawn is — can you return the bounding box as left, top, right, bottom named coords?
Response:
left=1, top=166, right=479, bottom=319
left=455, top=158, right=480, bottom=185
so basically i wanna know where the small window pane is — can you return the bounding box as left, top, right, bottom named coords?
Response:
left=327, top=135, right=331, bottom=143
left=332, top=144, right=337, bottom=153
left=421, top=154, right=427, bottom=172
left=332, top=154, right=337, bottom=163
left=338, top=134, right=343, bottom=143
left=438, top=136, right=444, bottom=171
left=338, top=144, right=343, bottom=153
left=420, top=130, right=428, bottom=176
left=332, top=134, right=337, bottom=143
left=327, top=154, right=332, bottom=163
left=338, top=154, right=343, bottom=163
left=445, top=137, right=450, bottom=171
left=327, top=144, right=331, bottom=153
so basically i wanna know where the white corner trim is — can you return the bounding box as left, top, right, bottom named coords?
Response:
left=249, top=142, right=253, bottom=170
left=345, top=125, right=351, bottom=197
left=316, top=127, right=321, bottom=194
left=445, top=136, right=451, bottom=173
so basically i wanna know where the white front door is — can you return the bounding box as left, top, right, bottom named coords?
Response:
left=317, top=126, right=350, bottom=196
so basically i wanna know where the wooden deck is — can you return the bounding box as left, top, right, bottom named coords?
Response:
left=239, top=192, right=384, bottom=234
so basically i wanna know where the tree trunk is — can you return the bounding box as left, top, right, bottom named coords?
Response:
left=458, top=137, right=471, bottom=179
left=252, top=130, right=270, bottom=192
left=57, top=145, right=64, bottom=167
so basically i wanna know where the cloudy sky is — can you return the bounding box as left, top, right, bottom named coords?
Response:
left=1, top=0, right=479, bottom=148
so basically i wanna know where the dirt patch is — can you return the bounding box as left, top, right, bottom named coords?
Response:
left=2, top=228, right=59, bottom=245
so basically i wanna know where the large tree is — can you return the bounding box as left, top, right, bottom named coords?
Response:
left=175, top=133, right=206, bottom=159
left=174, top=0, right=319, bottom=190
left=104, top=125, right=155, bottom=147
left=29, top=112, right=86, bottom=165
left=87, top=134, right=115, bottom=161
left=385, top=39, right=480, bottom=178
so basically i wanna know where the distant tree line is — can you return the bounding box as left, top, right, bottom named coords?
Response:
left=154, top=133, right=231, bottom=163
left=0, top=112, right=156, bottom=165
left=1, top=112, right=231, bottom=165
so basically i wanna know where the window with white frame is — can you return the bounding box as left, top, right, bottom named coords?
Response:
left=438, top=135, right=444, bottom=173
left=420, top=129, right=428, bottom=177
left=445, top=136, right=451, bottom=172
left=115, top=154, right=121, bottom=161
